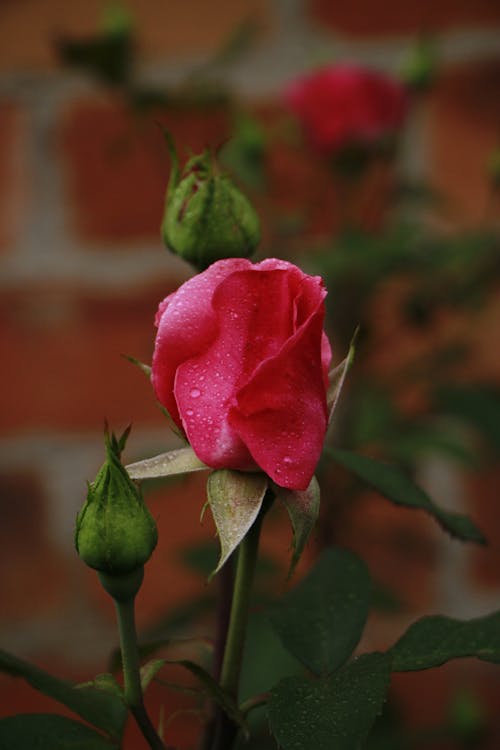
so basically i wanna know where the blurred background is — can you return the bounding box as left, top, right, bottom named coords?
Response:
left=0, top=1, right=499, bottom=747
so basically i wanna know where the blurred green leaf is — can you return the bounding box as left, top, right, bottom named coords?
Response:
left=239, top=613, right=303, bottom=704
left=390, top=610, right=500, bottom=671
left=0, top=714, right=117, bottom=749
left=56, top=27, right=132, bottom=87
left=328, top=449, right=485, bottom=544
left=435, top=384, right=500, bottom=455
left=0, top=649, right=126, bottom=741
left=268, top=653, right=391, bottom=750
left=220, top=113, right=266, bottom=189
left=268, top=547, right=371, bottom=676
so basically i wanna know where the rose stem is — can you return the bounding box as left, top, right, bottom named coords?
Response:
left=211, top=498, right=268, bottom=750
left=197, top=559, right=235, bottom=750
left=114, top=596, right=167, bottom=750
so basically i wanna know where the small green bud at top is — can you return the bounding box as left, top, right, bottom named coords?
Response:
left=75, top=427, right=158, bottom=577
left=161, top=144, right=260, bottom=271
left=401, top=37, right=437, bottom=92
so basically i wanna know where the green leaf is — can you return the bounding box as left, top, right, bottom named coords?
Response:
left=268, top=547, right=371, bottom=676
left=268, top=653, right=391, bottom=750
left=0, top=714, right=117, bottom=749
left=239, top=613, right=303, bottom=704
left=0, top=650, right=126, bottom=741
left=207, top=470, right=269, bottom=574
left=328, top=449, right=486, bottom=544
left=435, top=384, right=500, bottom=454
left=390, top=610, right=500, bottom=671
left=274, top=476, right=320, bottom=578
left=126, top=446, right=208, bottom=480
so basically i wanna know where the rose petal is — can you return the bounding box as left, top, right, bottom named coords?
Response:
left=174, top=266, right=308, bottom=469
left=152, top=258, right=251, bottom=426
left=230, top=298, right=328, bottom=490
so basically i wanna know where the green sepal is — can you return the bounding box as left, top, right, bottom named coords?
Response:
left=327, top=327, right=358, bottom=423
left=126, top=445, right=208, bottom=480
left=274, top=475, right=320, bottom=578
left=207, top=470, right=269, bottom=575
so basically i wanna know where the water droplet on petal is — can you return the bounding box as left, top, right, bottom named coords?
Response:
left=190, top=388, right=201, bottom=398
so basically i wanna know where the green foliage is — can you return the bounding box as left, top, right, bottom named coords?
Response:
left=0, top=650, right=126, bottom=742
left=435, top=384, right=500, bottom=456
left=268, top=547, right=371, bottom=676
left=328, top=449, right=485, bottom=544
left=268, top=653, right=391, bottom=750
left=0, top=714, right=118, bottom=750
left=239, top=613, right=303, bottom=704
left=390, top=610, right=500, bottom=671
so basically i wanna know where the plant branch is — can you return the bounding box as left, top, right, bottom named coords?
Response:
left=115, top=596, right=167, bottom=750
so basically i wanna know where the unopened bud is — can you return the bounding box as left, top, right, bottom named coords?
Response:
left=75, top=427, right=158, bottom=579
left=161, top=143, right=260, bottom=270
left=401, top=37, right=437, bottom=92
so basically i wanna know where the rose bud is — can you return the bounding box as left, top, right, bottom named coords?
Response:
left=285, top=63, right=408, bottom=158
left=161, top=147, right=260, bottom=270
left=401, top=36, right=437, bottom=92
left=151, top=258, right=332, bottom=491
left=75, top=427, right=158, bottom=578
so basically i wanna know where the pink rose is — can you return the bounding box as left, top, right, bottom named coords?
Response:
left=285, top=63, right=408, bottom=155
left=152, top=258, right=332, bottom=490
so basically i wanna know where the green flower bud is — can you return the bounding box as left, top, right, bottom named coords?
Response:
left=401, top=36, right=437, bottom=92
left=75, top=427, right=158, bottom=577
left=161, top=142, right=260, bottom=270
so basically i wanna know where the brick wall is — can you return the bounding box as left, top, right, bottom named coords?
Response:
left=0, top=1, right=499, bottom=746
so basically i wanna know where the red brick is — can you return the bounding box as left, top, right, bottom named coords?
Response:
left=0, top=279, right=184, bottom=434
left=309, top=0, right=500, bottom=36
left=60, top=97, right=231, bottom=242
left=0, top=471, right=68, bottom=619
left=0, top=103, right=26, bottom=253
left=429, top=58, right=500, bottom=226
left=0, top=0, right=270, bottom=71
